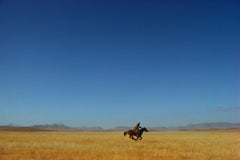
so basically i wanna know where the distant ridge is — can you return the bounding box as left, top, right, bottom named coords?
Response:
left=32, top=123, right=71, bottom=131
left=0, top=126, right=52, bottom=132
left=0, top=122, right=239, bottom=131
left=0, top=124, right=103, bottom=131
left=32, top=124, right=103, bottom=131
left=183, top=122, right=240, bottom=129
left=113, top=122, right=240, bottom=131
left=148, top=122, right=240, bottom=131
left=112, top=126, right=131, bottom=131
left=75, top=126, right=103, bottom=130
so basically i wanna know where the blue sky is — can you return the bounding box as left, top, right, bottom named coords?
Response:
left=0, top=0, right=239, bottom=128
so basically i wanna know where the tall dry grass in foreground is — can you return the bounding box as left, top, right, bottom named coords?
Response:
left=0, top=130, right=239, bottom=160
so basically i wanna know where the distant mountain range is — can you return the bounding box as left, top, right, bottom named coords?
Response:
left=32, top=123, right=71, bottom=130
left=149, top=122, right=240, bottom=131
left=32, top=123, right=103, bottom=131
left=0, top=122, right=239, bottom=131
left=112, top=122, right=240, bottom=131
left=181, top=122, right=240, bottom=130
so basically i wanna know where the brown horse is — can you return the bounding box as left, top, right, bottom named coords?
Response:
left=123, top=127, right=149, bottom=140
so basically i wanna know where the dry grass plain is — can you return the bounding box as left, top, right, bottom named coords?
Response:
left=0, top=130, right=239, bottom=160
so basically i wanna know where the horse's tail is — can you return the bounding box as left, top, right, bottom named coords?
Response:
left=123, top=131, right=127, bottom=136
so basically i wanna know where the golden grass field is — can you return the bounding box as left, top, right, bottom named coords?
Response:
left=0, top=130, right=239, bottom=160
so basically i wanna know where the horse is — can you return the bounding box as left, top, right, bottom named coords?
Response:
left=123, top=127, right=149, bottom=140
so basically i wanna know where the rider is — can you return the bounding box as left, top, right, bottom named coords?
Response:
left=133, top=122, right=142, bottom=135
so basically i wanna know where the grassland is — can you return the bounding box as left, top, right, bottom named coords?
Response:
left=0, top=130, right=239, bottom=160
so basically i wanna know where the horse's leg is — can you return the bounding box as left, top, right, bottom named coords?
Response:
left=130, top=135, right=136, bottom=140
left=133, top=135, right=138, bottom=140
left=129, top=135, right=133, bottom=139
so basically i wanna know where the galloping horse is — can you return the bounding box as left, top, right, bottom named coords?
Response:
left=123, top=127, right=149, bottom=140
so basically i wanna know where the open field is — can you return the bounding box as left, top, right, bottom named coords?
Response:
left=0, top=130, right=239, bottom=160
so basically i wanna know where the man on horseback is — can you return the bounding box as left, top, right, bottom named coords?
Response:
left=124, top=123, right=148, bottom=140
left=133, top=122, right=142, bottom=136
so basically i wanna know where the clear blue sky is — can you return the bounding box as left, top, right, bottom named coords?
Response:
left=0, top=0, right=239, bottom=128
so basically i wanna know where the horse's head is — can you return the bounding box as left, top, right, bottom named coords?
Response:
left=142, top=127, right=149, bottom=132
